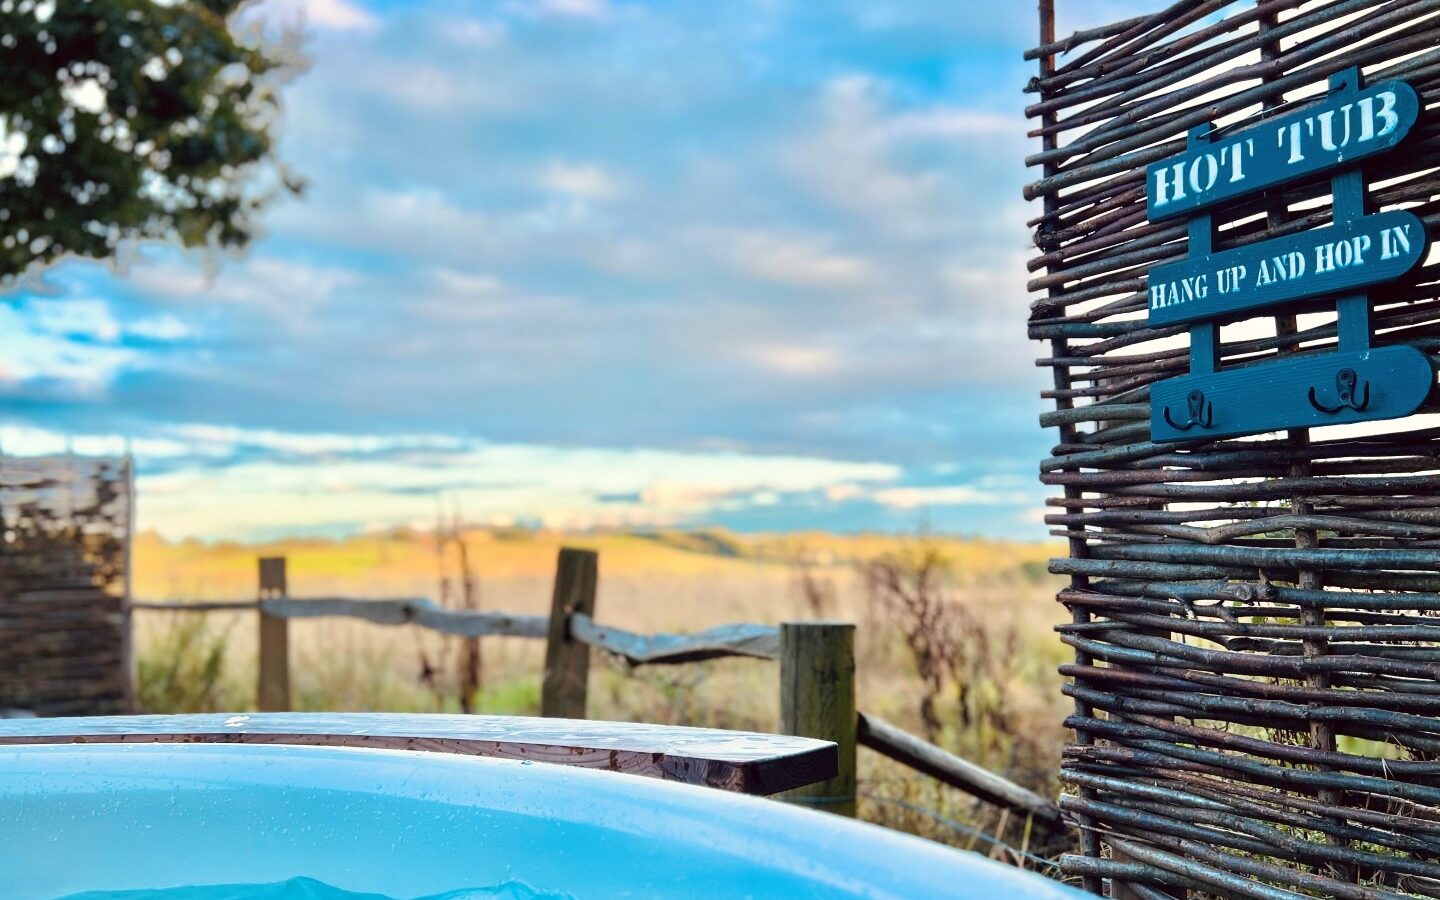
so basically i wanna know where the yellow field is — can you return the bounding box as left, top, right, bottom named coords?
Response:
left=132, top=525, right=1067, bottom=727
left=133, top=528, right=1055, bottom=614
left=132, top=527, right=1072, bottom=857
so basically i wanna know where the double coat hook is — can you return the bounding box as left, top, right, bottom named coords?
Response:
left=1309, top=368, right=1371, bottom=414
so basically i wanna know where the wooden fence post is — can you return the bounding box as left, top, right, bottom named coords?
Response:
left=257, top=556, right=290, bottom=712
left=540, top=548, right=597, bottom=719
left=779, top=621, right=857, bottom=817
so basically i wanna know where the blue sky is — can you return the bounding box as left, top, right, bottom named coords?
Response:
left=1, top=0, right=1139, bottom=541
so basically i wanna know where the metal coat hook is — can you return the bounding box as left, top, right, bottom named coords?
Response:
left=1163, top=389, right=1213, bottom=431
left=1308, top=368, right=1370, bottom=414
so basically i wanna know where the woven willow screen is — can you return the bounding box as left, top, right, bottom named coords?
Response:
left=0, top=455, right=133, bottom=715
left=1026, top=2, right=1440, bottom=898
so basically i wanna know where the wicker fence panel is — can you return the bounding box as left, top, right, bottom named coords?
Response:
left=0, top=455, right=133, bottom=716
left=1026, top=2, right=1440, bottom=898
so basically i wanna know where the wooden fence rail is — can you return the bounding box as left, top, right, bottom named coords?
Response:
left=131, top=601, right=260, bottom=612
left=133, top=598, right=550, bottom=638
left=570, top=612, right=781, bottom=665
left=858, top=713, right=1065, bottom=833
left=265, top=598, right=549, bottom=638
left=132, top=549, right=1062, bottom=831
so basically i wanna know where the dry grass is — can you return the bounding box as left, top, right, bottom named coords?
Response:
left=133, top=527, right=1071, bottom=865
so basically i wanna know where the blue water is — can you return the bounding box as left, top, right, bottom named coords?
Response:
left=5, top=743, right=1090, bottom=900
left=59, top=878, right=566, bottom=900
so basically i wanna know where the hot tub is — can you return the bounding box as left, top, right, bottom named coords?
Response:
left=0, top=720, right=1086, bottom=899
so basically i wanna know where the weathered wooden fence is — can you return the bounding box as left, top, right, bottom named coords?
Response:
left=1, top=454, right=134, bottom=716
left=1028, top=1, right=1440, bottom=897
left=134, top=549, right=1062, bottom=832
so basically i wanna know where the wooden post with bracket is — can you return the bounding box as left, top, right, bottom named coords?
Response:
left=256, top=556, right=290, bottom=713
left=540, top=548, right=598, bottom=719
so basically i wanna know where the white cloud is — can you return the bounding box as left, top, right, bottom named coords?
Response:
left=356, top=61, right=517, bottom=114
left=694, top=227, right=876, bottom=290
left=0, top=422, right=902, bottom=539
left=432, top=269, right=505, bottom=295
left=443, top=19, right=508, bottom=47
left=402, top=268, right=582, bottom=330
left=0, top=299, right=192, bottom=395
left=0, top=305, right=137, bottom=392
left=883, top=109, right=1015, bottom=141
left=537, top=161, right=622, bottom=201
left=279, top=183, right=644, bottom=273
left=249, top=0, right=379, bottom=33
left=160, top=424, right=465, bottom=457
left=25, top=299, right=122, bottom=343
left=524, top=0, right=612, bottom=21
left=0, top=426, right=189, bottom=459
left=126, top=257, right=358, bottom=331
left=127, top=314, right=193, bottom=342
left=0, top=2, right=1060, bottom=543
left=784, top=75, right=1023, bottom=243
left=356, top=189, right=491, bottom=249
left=60, top=424, right=1057, bottom=536
left=745, top=342, right=845, bottom=378
left=872, top=484, right=1036, bottom=509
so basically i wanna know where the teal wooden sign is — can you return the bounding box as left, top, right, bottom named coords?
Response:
left=1148, top=209, right=1428, bottom=327
left=1148, top=68, right=1435, bottom=444
left=1146, top=78, right=1419, bottom=222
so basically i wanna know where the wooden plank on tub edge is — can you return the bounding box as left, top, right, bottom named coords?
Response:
left=0, top=712, right=838, bottom=796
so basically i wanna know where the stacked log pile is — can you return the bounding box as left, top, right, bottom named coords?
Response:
left=1, top=455, right=132, bottom=716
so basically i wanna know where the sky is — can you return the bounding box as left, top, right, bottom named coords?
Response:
left=1, top=0, right=1143, bottom=542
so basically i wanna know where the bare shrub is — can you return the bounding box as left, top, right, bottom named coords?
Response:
left=419, top=507, right=483, bottom=712
left=860, top=541, right=955, bottom=742
left=858, top=539, right=1032, bottom=769
left=788, top=547, right=836, bottom=617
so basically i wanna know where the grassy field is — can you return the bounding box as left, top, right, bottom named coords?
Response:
left=132, top=527, right=1073, bottom=866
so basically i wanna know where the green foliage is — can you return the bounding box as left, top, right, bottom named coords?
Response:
left=488, top=525, right=534, bottom=543
left=471, top=674, right=540, bottom=716
left=294, top=639, right=446, bottom=713
left=0, top=0, right=301, bottom=281
left=137, top=612, right=245, bottom=712
left=1013, top=559, right=1052, bottom=586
